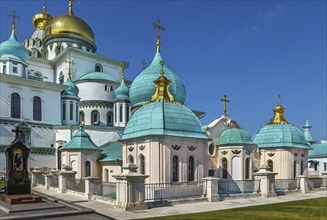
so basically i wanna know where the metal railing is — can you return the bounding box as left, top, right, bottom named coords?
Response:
left=67, top=178, right=85, bottom=192
left=50, top=176, right=59, bottom=188
left=145, top=181, right=204, bottom=201
left=307, top=177, right=326, bottom=189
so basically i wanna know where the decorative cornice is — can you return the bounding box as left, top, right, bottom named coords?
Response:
left=80, top=100, right=113, bottom=109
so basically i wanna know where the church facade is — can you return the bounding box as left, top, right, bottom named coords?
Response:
left=1, top=1, right=324, bottom=184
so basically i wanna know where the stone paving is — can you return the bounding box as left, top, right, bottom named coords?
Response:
left=32, top=187, right=327, bottom=220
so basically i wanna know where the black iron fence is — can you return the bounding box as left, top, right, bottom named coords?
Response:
left=218, top=179, right=261, bottom=196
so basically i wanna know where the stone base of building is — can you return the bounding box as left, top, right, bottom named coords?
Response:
left=1, top=194, right=42, bottom=205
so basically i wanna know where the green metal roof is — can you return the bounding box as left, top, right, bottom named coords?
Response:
left=0, top=30, right=28, bottom=62
left=253, top=123, right=311, bottom=149
left=121, top=100, right=208, bottom=140
left=129, top=52, right=186, bottom=107
left=62, top=79, right=79, bottom=96
left=98, top=141, right=122, bottom=162
left=308, top=142, right=327, bottom=158
left=77, top=71, right=118, bottom=82
left=219, top=128, right=254, bottom=146
left=60, top=125, right=101, bottom=151
left=114, top=81, right=129, bottom=100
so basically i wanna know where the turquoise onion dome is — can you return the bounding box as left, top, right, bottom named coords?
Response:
left=219, top=128, right=254, bottom=146
left=121, top=101, right=208, bottom=140
left=129, top=52, right=186, bottom=107
left=60, top=125, right=101, bottom=151
left=0, top=26, right=28, bottom=62
left=308, top=141, right=327, bottom=158
left=253, top=98, right=310, bottom=149
left=115, top=77, right=129, bottom=100
left=62, top=78, right=79, bottom=96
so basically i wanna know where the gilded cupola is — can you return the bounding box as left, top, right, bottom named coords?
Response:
left=268, top=95, right=288, bottom=125
left=32, top=3, right=53, bottom=30
left=44, top=0, right=96, bottom=52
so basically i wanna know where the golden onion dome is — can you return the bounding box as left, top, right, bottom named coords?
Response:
left=32, top=5, right=53, bottom=30
left=44, top=0, right=95, bottom=46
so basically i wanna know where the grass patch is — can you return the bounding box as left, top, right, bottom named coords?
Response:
left=146, top=197, right=327, bottom=220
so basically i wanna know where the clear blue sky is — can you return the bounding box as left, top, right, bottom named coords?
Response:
left=1, top=0, right=326, bottom=140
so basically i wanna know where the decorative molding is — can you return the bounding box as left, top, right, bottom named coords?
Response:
left=294, top=153, right=298, bottom=157
left=267, top=153, right=275, bottom=157
left=171, top=145, right=181, bottom=151
left=232, top=150, right=241, bottom=155
left=221, top=150, right=228, bottom=155
left=188, top=145, right=196, bottom=151
left=128, top=146, right=134, bottom=152
left=80, top=100, right=113, bottom=109
left=139, top=145, right=145, bottom=151
left=245, top=150, right=251, bottom=155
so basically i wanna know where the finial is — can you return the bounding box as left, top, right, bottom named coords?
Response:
left=151, top=59, right=174, bottom=102
left=268, top=96, right=288, bottom=125
left=120, top=63, right=125, bottom=82
left=80, top=123, right=84, bottom=130
left=68, top=0, right=74, bottom=16
left=43, top=0, right=48, bottom=14
left=9, top=10, right=20, bottom=35
left=219, top=95, right=230, bottom=116
left=159, top=60, right=165, bottom=77
left=153, top=18, right=165, bottom=53
left=141, top=59, right=147, bottom=70
left=66, top=57, right=75, bottom=80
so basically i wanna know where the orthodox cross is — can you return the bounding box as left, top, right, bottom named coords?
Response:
left=120, top=63, right=125, bottom=82
left=12, top=126, right=22, bottom=142
left=220, top=95, right=230, bottom=116
left=277, top=94, right=281, bottom=106
left=141, top=59, right=147, bottom=70
left=65, top=57, right=76, bottom=79
left=152, top=18, right=165, bottom=40
left=9, top=10, right=20, bottom=27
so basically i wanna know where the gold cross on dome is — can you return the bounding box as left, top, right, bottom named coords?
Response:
left=65, top=57, right=76, bottom=79
left=159, top=60, right=165, bottom=76
left=9, top=10, right=20, bottom=27
left=153, top=18, right=165, bottom=40
left=141, top=59, right=147, bottom=70
left=219, top=95, right=230, bottom=116
left=277, top=94, right=281, bottom=106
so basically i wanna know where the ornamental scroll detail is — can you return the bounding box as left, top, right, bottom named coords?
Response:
left=172, top=145, right=181, bottom=151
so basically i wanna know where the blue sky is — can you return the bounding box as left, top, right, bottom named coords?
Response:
left=1, top=0, right=326, bottom=140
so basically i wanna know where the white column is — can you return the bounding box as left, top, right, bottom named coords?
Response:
left=122, top=103, right=126, bottom=125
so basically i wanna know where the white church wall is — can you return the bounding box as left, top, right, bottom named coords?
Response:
left=77, top=82, right=117, bottom=101
left=0, top=81, right=62, bottom=125
left=27, top=58, right=54, bottom=83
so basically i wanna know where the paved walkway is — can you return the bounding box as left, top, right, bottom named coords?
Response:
left=32, top=187, right=327, bottom=220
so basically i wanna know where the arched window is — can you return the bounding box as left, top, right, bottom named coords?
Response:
left=104, top=168, right=109, bottom=182
left=85, top=161, right=91, bottom=177
left=33, top=96, right=42, bottom=121
left=95, top=63, right=103, bottom=72
left=300, top=161, right=304, bottom=175
left=222, top=158, right=228, bottom=179
left=79, top=111, right=85, bottom=124
left=293, top=160, right=297, bottom=178
left=188, top=156, right=194, bottom=181
left=11, top=93, right=20, bottom=118
left=107, top=112, right=113, bottom=126
left=55, top=45, right=61, bottom=56
left=140, top=154, right=145, bottom=174
left=172, top=156, right=179, bottom=182
left=57, top=146, right=62, bottom=170
left=232, top=157, right=241, bottom=180
left=104, top=85, right=109, bottom=92
left=128, top=155, right=134, bottom=164
left=62, top=101, right=66, bottom=120
left=267, top=160, right=273, bottom=172
left=245, top=158, right=250, bottom=179
left=91, top=111, right=100, bottom=125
